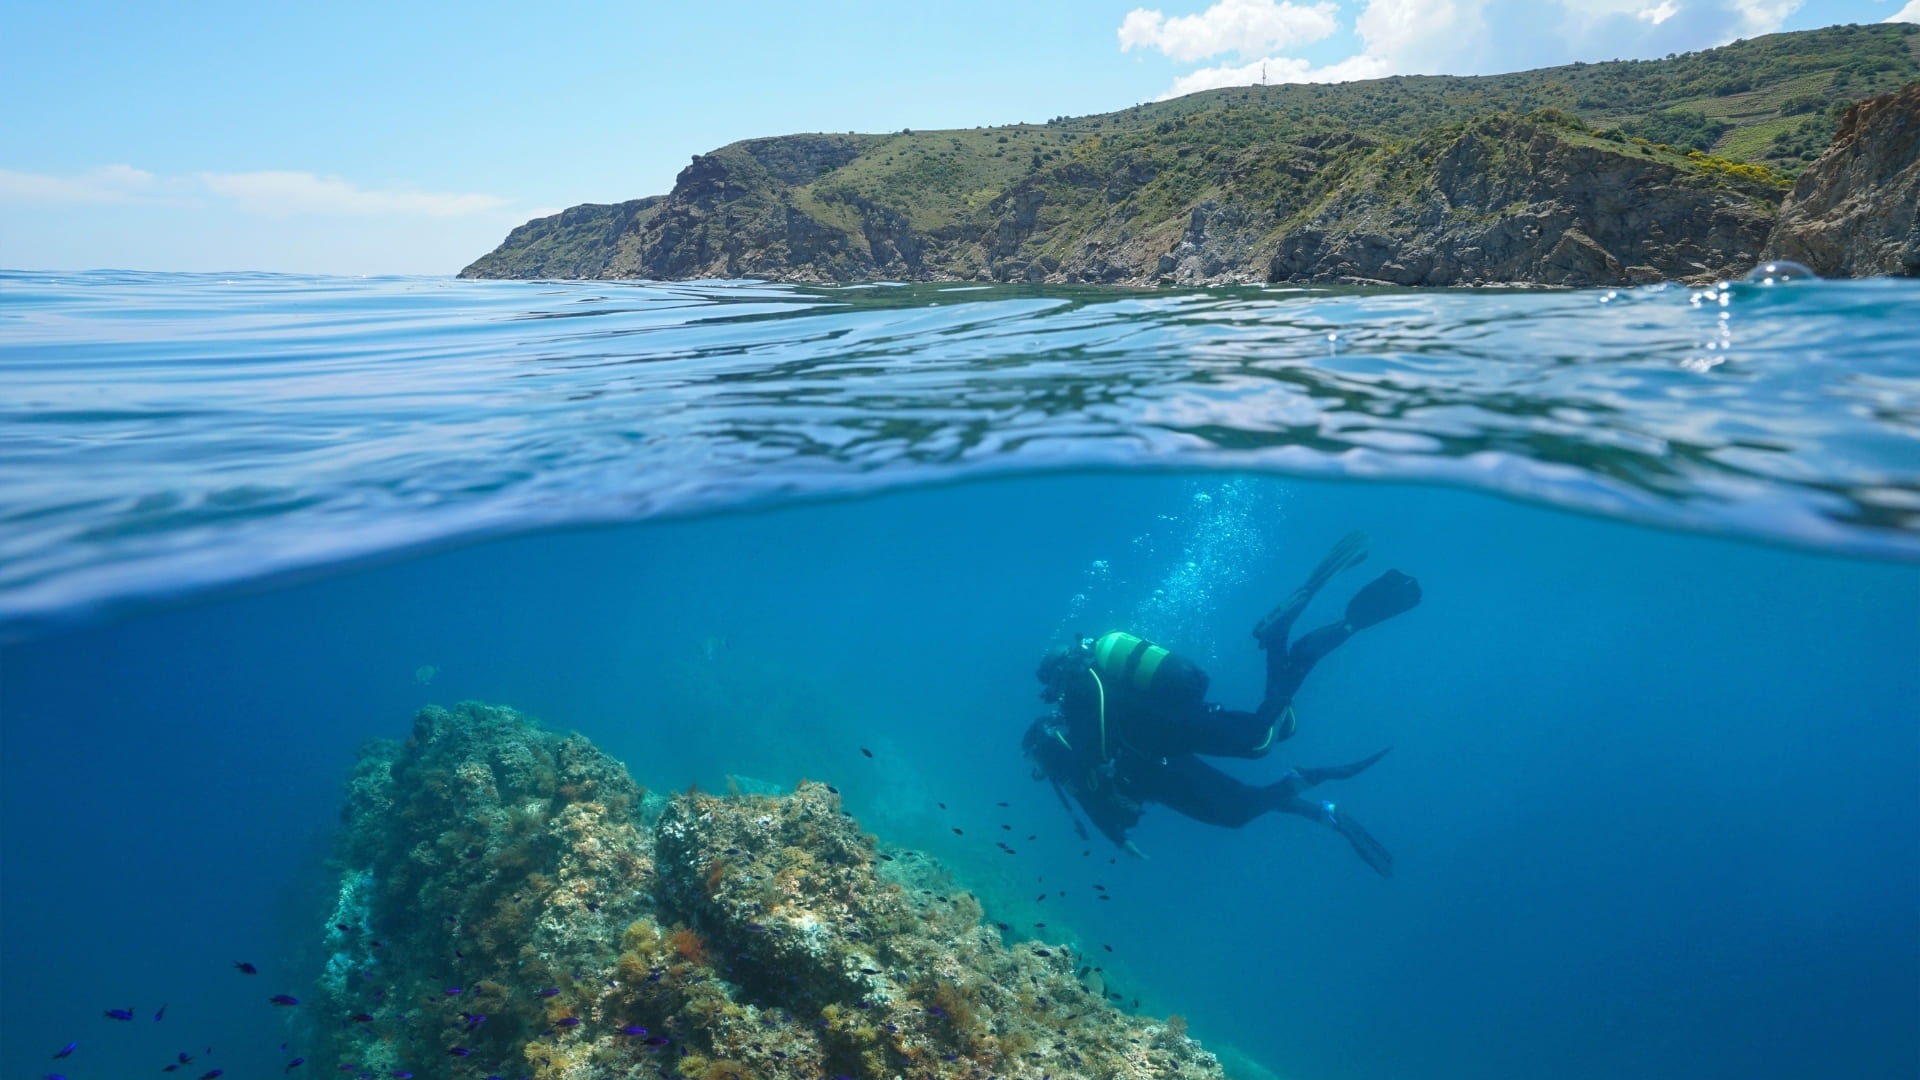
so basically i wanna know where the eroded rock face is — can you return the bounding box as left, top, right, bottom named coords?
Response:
left=317, top=703, right=1228, bottom=1080
left=1763, top=83, right=1920, bottom=278
left=1270, top=116, right=1776, bottom=286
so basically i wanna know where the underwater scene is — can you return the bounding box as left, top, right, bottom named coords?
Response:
left=2, top=272, right=1917, bottom=1080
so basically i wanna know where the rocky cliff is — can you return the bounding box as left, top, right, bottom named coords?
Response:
left=1763, top=83, right=1920, bottom=277
left=463, top=25, right=1920, bottom=287
left=1269, top=114, right=1778, bottom=285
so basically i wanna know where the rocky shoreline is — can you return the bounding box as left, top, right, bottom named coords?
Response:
left=462, top=28, right=1919, bottom=288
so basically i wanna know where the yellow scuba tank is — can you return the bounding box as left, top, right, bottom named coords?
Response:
left=1088, top=631, right=1209, bottom=712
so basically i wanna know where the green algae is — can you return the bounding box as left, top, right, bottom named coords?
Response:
left=317, top=702, right=1230, bottom=1079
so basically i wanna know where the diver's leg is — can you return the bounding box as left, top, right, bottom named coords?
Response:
left=1251, top=531, right=1368, bottom=647
left=1135, top=754, right=1275, bottom=829
left=1253, top=569, right=1422, bottom=726
left=1156, top=707, right=1281, bottom=759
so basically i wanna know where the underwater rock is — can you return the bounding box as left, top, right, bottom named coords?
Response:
left=317, top=702, right=1228, bottom=1079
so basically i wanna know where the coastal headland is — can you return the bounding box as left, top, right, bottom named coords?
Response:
left=463, top=24, right=1920, bottom=287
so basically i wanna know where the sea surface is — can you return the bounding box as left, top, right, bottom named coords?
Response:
left=1, top=269, right=1916, bottom=1080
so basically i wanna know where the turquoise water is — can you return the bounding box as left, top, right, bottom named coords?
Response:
left=1, top=270, right=1916, bottom=1080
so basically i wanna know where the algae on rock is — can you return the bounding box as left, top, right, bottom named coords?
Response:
left=317, top=702, right=1230, bottom=1080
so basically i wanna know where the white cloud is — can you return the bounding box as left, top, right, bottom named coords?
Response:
left=1637, top=0, right=1680, bottom=24
left=1887, top=0, right=1920, bottom=23
left=196, top=171, right=508, bottom=218
left=0, top=164, right=508, bottom=220
left=1119, top=0, right=1340, bottom=61
left=0, top=164, right=165, bottom=204
left=1125, top=0, right=1855, bottom=99
left=1159, top=52, right=1395, bottom=96
left=1725, top=0, right=1801, bottom=35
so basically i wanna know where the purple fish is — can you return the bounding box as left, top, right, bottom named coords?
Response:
left=200, top=1071, right=224, bottom=1080
left=154, top=1005, right=167, bottom=1021
left=618, top=1025, right=647, bottom=1036
left=535, top=987, right=559, bottom=997
left=443, top=987, right=462, bottom=995
left=555, top=1016, right=581, bottom=1028
left=178, top=1052, right=195, bottom=1064
left=642, top=1035, right=669, bottom=1046
left=448, top=1048, right=470, bottom=1057
left=269, top=994, right=299, bottom=1007
left=233, top=962, right=257, bottom=975
left=285, top=1060, right=305, bottom=1073
left=52, top=1043, right=76, bottom=1059
left=104, top=1008, right=135, bottom=1021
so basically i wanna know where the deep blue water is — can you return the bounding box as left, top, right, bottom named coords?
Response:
left=2, top=271, right=1917, bottom=1080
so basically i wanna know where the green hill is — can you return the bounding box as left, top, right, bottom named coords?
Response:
left=462, top=23, right=1919, bottom=286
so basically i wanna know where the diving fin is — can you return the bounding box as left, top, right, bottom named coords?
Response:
left=1330, top=809, right=1393, bottom=878
left=1344, top=569, right=1421, bottom=631
left=1254, top=531, right=1370, bottom=644
left=1294, top=746, right=1391, bottom=788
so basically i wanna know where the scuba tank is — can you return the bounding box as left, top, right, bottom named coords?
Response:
left=1087, top=631, right=1209, bottom=717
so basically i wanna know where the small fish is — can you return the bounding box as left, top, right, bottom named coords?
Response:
left=555, top=1016, right=582, bottom=1027
left=1103, top=944, right=1113, bottom=952
left=642, top=1035, right=669, bottom=1046
left=178, top=1052, right=194, bottom=1064
left=860, top=747, right=873, bottom=758
left=334, top=923, right=351, bottom=932
left=164, top=1067, right=180, bottom=1073
left=285, top=1060, right=305, bottom=1072
left=233, top=962, right=257, bottom=975
left=154, top=1005, right=167, bottom=1021
left=201, top=1071, right=224, bottom=1080
left=825, top=784, right=839, bottom=794
left=448, top=1048, right=470, bottom=1057
left=53, top=1043, right=76, bottom=1059
left=45, top=1074, right=67, bottom=1080
left=997, top=801, right=1010, bottom=807
left=1035, top=949, right=1052, bottom=957
left=104, top=1008, right=136, bottom=1021
left=535, top=987, right=560, bottom=997
left=391, top=1073, right=413, bottom=1079
left=619, top=1025, right=647, bottom=1036
left=937, top=802, right=947, bottom=810
left=443, top=987, right=462, bottom=995
left=995, top=922, right=1010, bottom=931
left=462, top=1013, right=486, bottom=1028
left=269, top=994, right=300, bottom=1006
left=1035, top=893, right=1046, bottom=902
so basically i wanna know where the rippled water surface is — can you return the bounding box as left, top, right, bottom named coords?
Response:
left=4, top=269, right=1918, bottom=627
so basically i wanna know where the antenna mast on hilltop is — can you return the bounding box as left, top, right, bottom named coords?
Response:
left=1261, top=61, right=1267, bottom=86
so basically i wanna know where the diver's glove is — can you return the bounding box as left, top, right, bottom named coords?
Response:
left=1322, top=801, right=1394, bottom=878
left=1344, top=569, right=1422, bottom=630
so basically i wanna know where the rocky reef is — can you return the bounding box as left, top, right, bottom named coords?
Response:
left=1762, top=83, right=1920, bottom=278
left=316, top=702, right=1228, bottom=1080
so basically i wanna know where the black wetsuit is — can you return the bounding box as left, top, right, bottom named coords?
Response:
left=1025, top=547, right=1416, bottom=875
left=1040, top=617, right=1352, bottom=843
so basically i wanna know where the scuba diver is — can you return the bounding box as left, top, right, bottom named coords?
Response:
left=1023, top=532, right=1419, bottom=876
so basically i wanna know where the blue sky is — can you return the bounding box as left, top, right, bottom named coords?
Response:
left=3, top=0, right=1913, bottom=275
